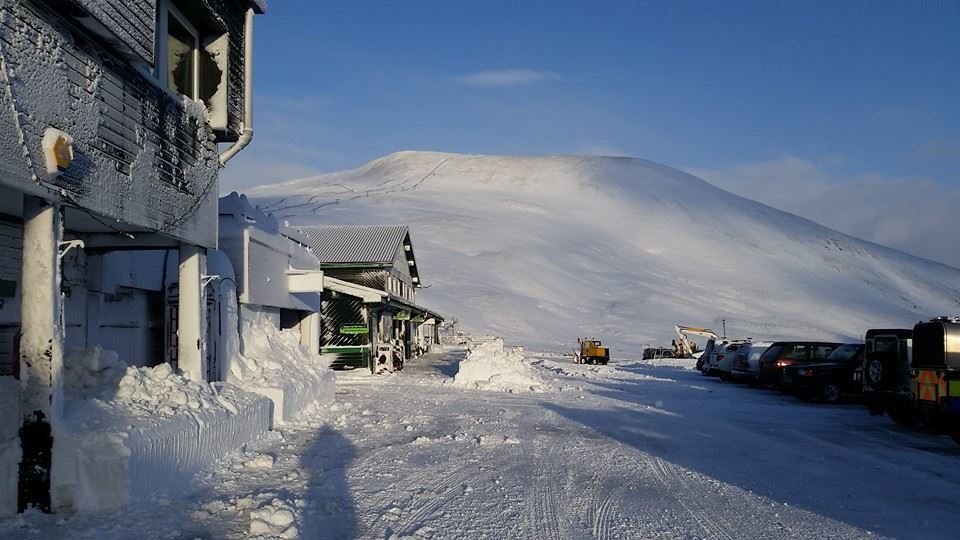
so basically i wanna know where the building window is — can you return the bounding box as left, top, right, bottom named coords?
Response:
left=157, top=0, right=228, bottom=109
left=166, top=6, right=198, bottom=99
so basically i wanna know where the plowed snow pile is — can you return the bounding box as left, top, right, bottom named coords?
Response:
left=452, top=339, right=545, bottom=392
left=64, top=347, right=237, bottom=416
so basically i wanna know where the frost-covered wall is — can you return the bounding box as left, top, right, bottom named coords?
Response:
left=71, top=0, right=157, bottom=64
left=0, top=0, right=219, bottom=247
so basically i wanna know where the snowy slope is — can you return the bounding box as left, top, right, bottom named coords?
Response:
left=245, top=151, right=960, bottom=354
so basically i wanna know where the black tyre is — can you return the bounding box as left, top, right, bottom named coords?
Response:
left=819, top=381, right=842, bottom=404
left=719, top=372, right=731, bottom=382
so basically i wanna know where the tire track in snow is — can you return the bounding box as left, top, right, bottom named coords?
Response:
left=650, top=457, right=736, bottom=540
left=523, top=438, right=565, bottom=540
left=360, top=444, right=496, bottom=537
left=593, top=488, right=624, bottom=540
left=391, top=458, right=480, bottom=536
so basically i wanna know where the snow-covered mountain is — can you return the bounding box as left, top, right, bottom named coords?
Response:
left=245, top=151, right=960, bottom=354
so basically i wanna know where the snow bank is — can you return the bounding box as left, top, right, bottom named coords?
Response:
left=227, top=305, right=335, bottom=425
left=0, top=377, right=19, bottom=517
left=452, top=339, right=545, bottom=393
left=53, top=348, right=273, bottom=513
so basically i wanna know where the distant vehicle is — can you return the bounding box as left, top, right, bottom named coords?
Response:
left=858, top=328, right=913, bottom=424
left=712, top=340, right=752, bottom=380
left=730, top=341, right=775, bottom=384
left=757, top=341, right=843, bottom=388
left=643, top=347, right=675, bottom=360
left=782, top=343, right=864, bottom=402
left=577, top=338, right=610, bottom=365
left=673, top=325, right=719, bottom=358
left=904, top=318, right=960, bottom=444
left=696, top=338, right=723, bottom=372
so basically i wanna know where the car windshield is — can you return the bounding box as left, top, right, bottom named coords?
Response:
left=826, top=344, right=862, bottom=364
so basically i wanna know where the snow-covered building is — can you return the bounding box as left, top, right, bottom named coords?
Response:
left=0, top=0, right=265, bottom=515
left=216, top=192, right=333, bottom=425
left=298, top=225, right=443, bottom=372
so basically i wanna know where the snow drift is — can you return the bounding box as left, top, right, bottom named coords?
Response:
left=54, top=348, right=273, bottom=512
left=246, top=151, right=960, bottom=354
left=225, top=304, right=336, bottom=425
left=452, top=339, right=545, bottom=393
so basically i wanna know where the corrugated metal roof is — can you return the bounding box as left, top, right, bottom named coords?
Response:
left=298, top=225, right=409, bottom=264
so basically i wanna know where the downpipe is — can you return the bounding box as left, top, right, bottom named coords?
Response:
left=219, top=8, right=255, bottom=165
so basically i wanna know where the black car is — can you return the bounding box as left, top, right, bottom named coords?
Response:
left=782, top=343, right=864, bottom=403
left=757, top=341, right=844, bottom=388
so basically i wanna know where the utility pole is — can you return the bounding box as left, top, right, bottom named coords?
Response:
left=722, top=319, right=727, bottom=339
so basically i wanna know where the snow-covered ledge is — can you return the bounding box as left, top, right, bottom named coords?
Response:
left=49, top=352, right=273, bottom=513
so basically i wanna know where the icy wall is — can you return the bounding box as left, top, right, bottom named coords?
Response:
left=0, top=0, right=218, bottom=247
left=72, top=0, right=157, bottom=64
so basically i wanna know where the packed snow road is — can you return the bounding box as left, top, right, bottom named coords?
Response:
left=3, top=348, right=959, bottom=539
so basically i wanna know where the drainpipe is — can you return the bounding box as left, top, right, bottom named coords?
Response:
left=219, top=8, right=255, bottom=165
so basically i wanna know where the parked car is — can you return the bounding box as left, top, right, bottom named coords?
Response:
left=712, top=340, right=752, bottom=380
left=782, top=343, right=864, bottom=402
left=703, top=339, right=749, bottom=378
left=858, top=328, right=913, bottom=424
left=757, top=341, right=844, bottom=388
left=696, top=338, right=722, bottom=372
left=730, top=341, right=775, bottom=384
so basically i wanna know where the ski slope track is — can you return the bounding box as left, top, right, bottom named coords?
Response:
left=247, top=151, right=960, bottom=352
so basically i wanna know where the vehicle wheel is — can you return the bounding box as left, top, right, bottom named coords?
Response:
left=888, top=403, right=916, bottom=426
left=819, top=381, right=842, bottom=404
left=719, top=372, right=731, bottom=381
left=866, top=359, right=884, bottom=387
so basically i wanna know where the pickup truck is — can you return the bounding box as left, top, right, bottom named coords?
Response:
left=782, top=344, right=864, bottom=402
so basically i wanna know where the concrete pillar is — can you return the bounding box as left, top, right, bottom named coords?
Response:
left=177, top=245, right=205, bottom=381
left=299, top=311, right=320, bottom=353
left=18, top=195, right=63, bottom=513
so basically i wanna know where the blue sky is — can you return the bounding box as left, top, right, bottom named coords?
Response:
left=221, top=0, right=960, bottom=264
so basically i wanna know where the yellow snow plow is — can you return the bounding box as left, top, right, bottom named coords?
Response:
left=577, top=338, right=610, bottom=365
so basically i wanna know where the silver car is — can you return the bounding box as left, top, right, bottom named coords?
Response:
left=712, top=340, right=752, bottom=379
left=730, top=341, right=775, bottom=383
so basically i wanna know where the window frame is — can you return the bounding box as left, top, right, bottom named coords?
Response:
left=156, top=0, right=201, bottom=100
